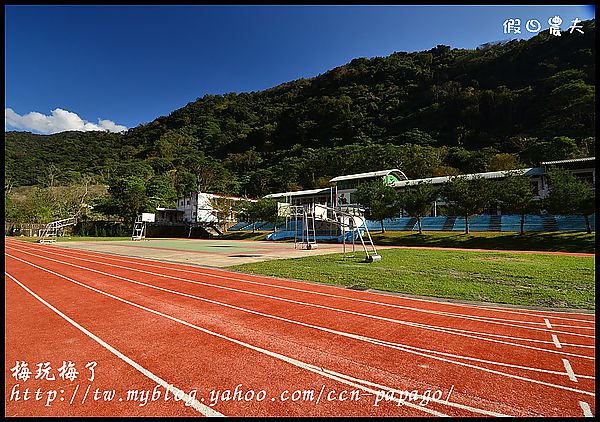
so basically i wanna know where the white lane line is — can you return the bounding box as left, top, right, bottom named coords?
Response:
left=21, top=243, right=566, bottom=346
left=6, top=247, right=595, bottom=362
left=18, top=243, right=596, bottom=349
left=562, top=359, right=578, bottom=382
left=544, top=319, right=553, bottom=329
left=563, top=343, right=595, bottom=349
left=552, top=335, right=562, bottom=349
left=4, top=272, right=224, bottom=417
left=12, top=239, right=596, bottom=325
left=420, top=326, right=592, bottom=349
left=6, top=248, right=594, bottom=362
left=7, top=244, right=595, bottom=340
left=8, top=253, right=590, bottom=379
left=14, top=241, right=595, bottom=328
left=42, top=243, right=599, bottom=327
left=5, top=266, right=457, bottom=416
left=6, top=254, right=596, bottom=397
left=37, top=241, right=587, bottom=351
left=579, top=401, right=593, bottom=417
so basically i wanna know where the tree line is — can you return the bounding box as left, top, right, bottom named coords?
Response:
left=5, top=20, right=595, bottom=198
left=4, top=20, right=595, bottom=233
left=353, top=168, right=595, bottom=234
left=5, top=167, right=594, bottom=235
left=202, top=167, right=596, bottom=236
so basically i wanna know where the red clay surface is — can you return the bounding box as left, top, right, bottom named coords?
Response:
left=4, top=238, right=595, bottom=417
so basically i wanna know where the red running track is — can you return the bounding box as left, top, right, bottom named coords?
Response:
left=4, top=238, right=595, bottom=417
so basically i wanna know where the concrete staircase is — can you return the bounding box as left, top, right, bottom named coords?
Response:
left=489, top=215, right=502, bottom=231
left=443, top=216, right=457, bottom=231
left=541, top=215, right=559, bottom=231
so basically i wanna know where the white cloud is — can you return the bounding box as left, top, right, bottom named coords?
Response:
left=5, top=108, right=128, bottom=134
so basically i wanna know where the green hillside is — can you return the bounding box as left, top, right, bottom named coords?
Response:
left=5, top=20, right=595, bottom=200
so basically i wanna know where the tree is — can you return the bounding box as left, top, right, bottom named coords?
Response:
left=499, top=172, right=540, bottom=235
left=241, top=168, right=274, bottom=198
left=397, top=182, right=438, bottom=234
left=98, top=176, right=149, bottom=227
left=174, top=170, right=198, bottom=197
left=233, top=200, right=259, bottom=232
left=399, top=129, right=436, bottom=146
left=520, top=137, right=581, bottom=164
left=175, top=154, right=235, bottom=194
left=544, top=167, right=595, bottom=233
left=488, top=153, right=521, bottom=171
left=146, top=175, right=177, bottom=210
left=18, top=187, right=55, bottom=223
left=211, top=198, right=237, bottom=228
left=223, top=148, right=263, bottom=174
left=442, top=176, right=496, bottom=234
left=233, top=198, right=280, bottom=232
left=253, top=198, right=282, bottom=231
left=354, top=180, right=401, bottom=233
left=5, top=174, right=15, bottom=220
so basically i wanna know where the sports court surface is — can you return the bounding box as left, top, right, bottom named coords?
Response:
left=45, top=238, right=380, bottom=267
left=4, top=237, right=595, bottom=416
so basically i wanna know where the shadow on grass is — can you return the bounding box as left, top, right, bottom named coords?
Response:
left=369, top=231, right=595, bottom=253
left=219, top=231, right=271, bottom=241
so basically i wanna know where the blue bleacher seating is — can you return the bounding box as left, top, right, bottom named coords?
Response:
left=500, top=215, right=544, bottom=232
left=227, top=221, right=249, bottom=231
left=554, top=214, right=595, bottom=232
left=417, top=216, right=448, bottom=231
left=451, top=215, right=490, bottom=232
left=259, top=212, right=595, bottom=239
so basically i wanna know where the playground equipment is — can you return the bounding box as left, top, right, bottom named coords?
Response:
left=132, top=213, right=155, bottom=241
left=289, top=204, right=381, bottom=262
left=38, top=217, right=77, bottom=243
left=291, top=205, right=318, bottom=250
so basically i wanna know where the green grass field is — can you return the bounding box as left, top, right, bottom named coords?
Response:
left=231, top=248, right=595, bottom=310
left=222, top=230, right=596, bottom=253
left=8, top=232, right=595, bottom=309
left=368, top=231, right=595, bottom=254
left=13, top=230, right=595, bottom=253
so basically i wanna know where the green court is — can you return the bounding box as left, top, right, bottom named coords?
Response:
left=103, top=239, right=260, bottom=253
left=52, top=237, right=361, bottom=267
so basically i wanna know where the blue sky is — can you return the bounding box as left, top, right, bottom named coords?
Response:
left=4, top=4, right=595, bottom=134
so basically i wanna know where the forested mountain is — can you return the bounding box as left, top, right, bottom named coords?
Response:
left=5, top=20, right=595, bottom=199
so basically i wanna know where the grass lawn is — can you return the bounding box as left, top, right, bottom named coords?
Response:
left=11, top=230, right=594, bottom=252
left=367, top=231, right=595, bottom=253
left=231, top=248, right=595, bottom=310
left=222, top=230, right=595, bottom=253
